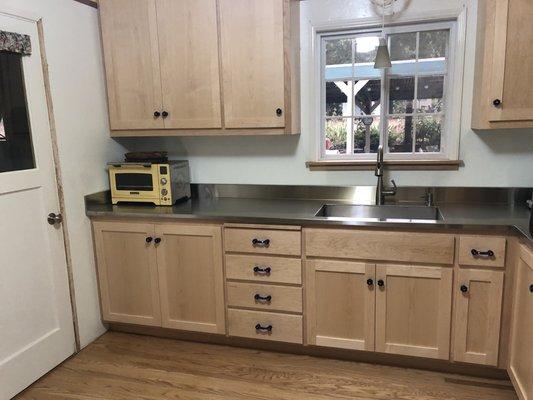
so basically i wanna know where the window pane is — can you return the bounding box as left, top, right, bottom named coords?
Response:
left=415, top=115, right=442, bottom=153
left=389, top=32, right=417, bottom=61
left=389, top=77, right=415, bottom=114
left=0, top=53, right=35, bottom=173
left=326, top=38, right=352, bottom=65
left=326, top=81, right=351, bottom=117
left=354, top=79, right=381, bottom=116
left=325, top=118, right=348, bottom=155
left=354, top=117, right=380, bottom=154
left=416, top=76, right=444, bottom=113
left=419, top=30, right=448, bottom=59
left=387, top=116, right=415, bottom=153
left=354, top=36, right=379, bottom=64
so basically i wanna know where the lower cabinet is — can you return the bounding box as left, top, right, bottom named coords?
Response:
left=93, top=220, right=225, bottom=334
left=508, top=245, right=533, bottom=400
left=452, top=269, right=504, bottom=366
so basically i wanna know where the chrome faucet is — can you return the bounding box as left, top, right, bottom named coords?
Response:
left=375, top=145, right=397, bottom=205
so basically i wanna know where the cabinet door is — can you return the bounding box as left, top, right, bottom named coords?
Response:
left=100, top=0, right=164, bottom=130
left=156, top=0, right=222, bottom=129
left=306, top=260, right=375, bottom=351
left=453, top=269, right=504, bottom=366
left=93, top=221, right=161, bottom=326
left=488, top=0, right=533, bottom=123
left=508, top=246, right=533, bottom=400
left=155, top=224, right=225, bottom=334
left=375, top=264, right=453, bottom=360
left=219, top=0, right=285, bottom=128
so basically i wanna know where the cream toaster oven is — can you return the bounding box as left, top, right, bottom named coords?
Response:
left=108, top=161, right=190, bottom=205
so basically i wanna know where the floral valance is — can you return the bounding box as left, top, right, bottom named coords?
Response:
left=0, top=30, right=31, bottom=55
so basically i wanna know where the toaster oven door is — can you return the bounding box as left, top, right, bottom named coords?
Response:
left=109, top=165, right=160, bottom=203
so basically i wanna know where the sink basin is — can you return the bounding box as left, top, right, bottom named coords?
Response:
left=315, top=204, right=442, bottom=221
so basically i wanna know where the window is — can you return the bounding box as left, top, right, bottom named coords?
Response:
left=319, top=21, right=460, bottom=162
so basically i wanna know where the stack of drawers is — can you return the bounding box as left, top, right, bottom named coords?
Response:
left=224, top=226, right=303, bottom=344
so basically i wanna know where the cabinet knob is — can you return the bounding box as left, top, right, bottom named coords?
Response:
left=377, top=279, right=385, bottom=287
left=366, top=278, right=374, bottom=286
left=253, top=266, right=272, bottom=275
left=492, top=99, right=502, bottom=107
left=252, top=238, right=270, bottom=247
left=153, top=111, right=161, bottom=118
left=255, top=323, right=273, bottom=333
left=254, top=294, right=272, bottom=303
left=146, top=237, right=153, bottom=243
left=276, top=108, right=283, bottom=117
left=154, top=237, right=162, bottom=244
left=529, top=284, right=533, bottom=293
left=460, top=284, right=469, bottom=293
left=162, top=111, right=169, bottom=118
left=471, top=249, right=495, bottom=258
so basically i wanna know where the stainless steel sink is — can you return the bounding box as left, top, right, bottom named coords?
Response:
left=315, top=204, right=442, bottom=221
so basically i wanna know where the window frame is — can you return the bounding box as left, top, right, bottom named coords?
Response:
left=315, top=18, right=464, bottom=163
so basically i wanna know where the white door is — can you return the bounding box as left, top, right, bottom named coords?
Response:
left=0, top=10, right=75, bottom=400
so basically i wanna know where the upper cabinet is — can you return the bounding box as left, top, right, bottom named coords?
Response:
left=472, top=0, right=533, bottom=129
left=99, top=0, right=300, bottom=136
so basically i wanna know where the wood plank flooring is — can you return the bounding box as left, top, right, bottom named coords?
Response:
left=17, top=332, right=517, bottom=400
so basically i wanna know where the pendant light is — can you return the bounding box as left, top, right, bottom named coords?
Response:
left=374, top=0, right=392, bottom=69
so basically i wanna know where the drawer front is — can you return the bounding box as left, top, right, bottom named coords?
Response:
left=227, top=282, right=302, bottom=313
left=225, top=228, right=301, bottom=256
left=225, top=254, right=302, bottom=284
left=458, top=236, right=506, bottom=268
left=305, top=229, right=455, bottom=265
left=227, top=309, right=303, bottom=344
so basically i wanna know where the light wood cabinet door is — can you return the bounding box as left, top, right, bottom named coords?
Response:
left=453, top=269, right=504, bottom=366
left=508, top=245, right=533, bottom=400
left=93, top=221, right=161, bottom=326
left=375, top=264, right=453, bottom=360
left=306, top=260, right=375, bottom=351
left=100, top=0, right=164, bottom=130
left=155, top=224, right=225, bottom=334
left=219, top=0, right=286, bottom=129
left=155, top=0, right=222, bottom=129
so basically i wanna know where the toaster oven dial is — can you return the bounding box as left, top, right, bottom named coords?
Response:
left=161, top=189, right=168, bottom=196
left=160, top=178, right=168, bottom=185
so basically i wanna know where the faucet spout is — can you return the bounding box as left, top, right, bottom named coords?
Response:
left=375, top=145, right=397, bottom=205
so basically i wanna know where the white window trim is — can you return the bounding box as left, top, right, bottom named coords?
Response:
left=311, top=7, right=467, bottom=164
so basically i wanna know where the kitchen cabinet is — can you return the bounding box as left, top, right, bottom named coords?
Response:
left=155, top=224, right=225, bottom=334
left=472, top=0, right=533, bottom=129
left=508, top=244, right=533, bottom=400
left=306, top=260, right=375, bottom=351
left=375, top=264, right=453, bottom=360
left=99, top=0, right=300, bottom=136
left=452, top=269, right=504, bottom=366
left=93, top=221, right=162, bottom=326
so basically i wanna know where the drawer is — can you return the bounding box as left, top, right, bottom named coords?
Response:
left=227, top=282, right=302, bottom=313
left=225, top=254, right=302, bottom=284
left=225, top=228, right=301, bottom=256
left=458, top=235, right=506, bottom=268
left=227, top=309, right=303, bottom=344
left=305, top=228, right=455, bottom=265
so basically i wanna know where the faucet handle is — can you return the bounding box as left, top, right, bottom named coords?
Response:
left=390, top=179, right=397, bottom=193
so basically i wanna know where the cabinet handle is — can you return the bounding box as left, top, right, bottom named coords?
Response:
left=471, top=249, right=495, bottom=258
left=252, top=238, right=270, bottom=247
left=276, top=108, right=283, bottom=117
left=253, top=266, right=272, bottom=275
left=492, top=99, right=502, bottom=107
left=460, top=284, right=469, bottom=293
left=153, top=111, right=161, bottom=118
left=377, top=279, right=385, bottom=288
left=254, top=294, right=272, bottom=303
left=162, top=111, right=169, bottom=118
left=146, top=237, right=153, bottom=243
left=366, top=278, right=374, bottom=286
left=154, top=237, right=162, bottom=244
left=255, top=323, right=273, bottom=332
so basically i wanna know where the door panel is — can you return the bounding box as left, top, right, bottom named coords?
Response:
left=93, top=221, right=161, bottom=326
left=156, top=0, right=222, bottom=129
left=453, top=269, right=503, bottom=366
left=156, top=224, right=225, bottom=334
left=307, top=260, right=375, bottom=351
left=100, top=0, right=163, bottom=129
left=375, top=264, right=453, bottom=360
left=219, top=0, right=285, bottom=128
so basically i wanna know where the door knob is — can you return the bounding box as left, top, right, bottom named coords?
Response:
left=47, top=213, right=63, bottom=226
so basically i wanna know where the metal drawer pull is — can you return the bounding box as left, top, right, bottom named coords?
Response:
left=254, top=294, right=272, bottom=303
left=253, top=266, right=272, bottom=275
left=252, top=238, right=270, bottom=247
left=471, top=249, right=495, bottom=258
left=255, top=323, right=273, bottom=333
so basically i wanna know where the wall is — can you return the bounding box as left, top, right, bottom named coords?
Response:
left=121, top=0, right=533, bottom=188
left=0, top=0, right=126, bottom=348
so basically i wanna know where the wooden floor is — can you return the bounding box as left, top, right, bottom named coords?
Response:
left=17, top=332, right=517, bottom=400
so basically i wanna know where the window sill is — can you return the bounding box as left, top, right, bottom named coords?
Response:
left=306, top=159, right=463, bottom=171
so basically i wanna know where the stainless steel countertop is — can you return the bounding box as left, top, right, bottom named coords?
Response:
left=85, top=191, right=533, bottom=243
